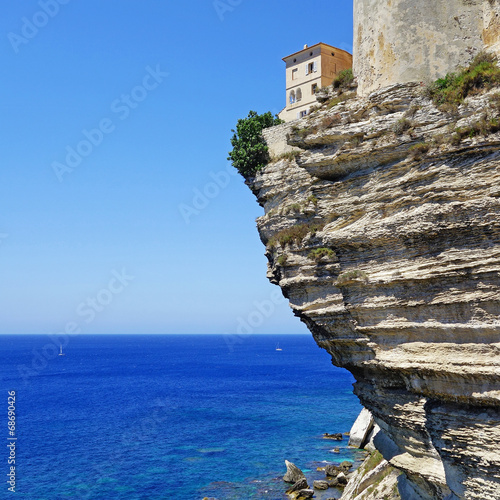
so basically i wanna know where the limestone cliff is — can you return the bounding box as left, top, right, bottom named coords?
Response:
left=250, top=83, right=500, bottom=499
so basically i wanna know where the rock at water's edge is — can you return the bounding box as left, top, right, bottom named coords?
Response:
left=348, top=408, right=374, bottom=448
left=283, top=460, right=306, bottom=484
left=313, top=480, right=330, bottom=490
left=323, top=432, right=343, bottom=440
left=286, top=477, right=309, bottom=493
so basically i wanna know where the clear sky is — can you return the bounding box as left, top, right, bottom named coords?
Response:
left=0, top=0, right=354, bottom=334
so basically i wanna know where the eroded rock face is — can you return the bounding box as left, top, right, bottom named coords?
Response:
left=250, top=83, right=500, bottom=499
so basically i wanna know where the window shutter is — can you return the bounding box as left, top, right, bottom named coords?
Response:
left=313, top=61, right=317, bottom=72
left=305, top=64, right=309, bottom=76
left=296, top=112, right=300, bottom=119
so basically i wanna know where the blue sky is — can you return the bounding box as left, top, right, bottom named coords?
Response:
left=0, top=1, right=353, bottom=334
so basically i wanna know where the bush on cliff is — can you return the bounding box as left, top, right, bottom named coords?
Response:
left=426, top=52, right=500, bottom=105
left=333, top=68, right=354, bottom=89
left=228, top=111, right=283, bottom=179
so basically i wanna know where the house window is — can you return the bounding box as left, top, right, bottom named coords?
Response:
left=289, top=90, right=296, bottom=104
left=311, top=83, right=318, bottom=94
left=296, top=88, right=302, bottom=101
left=300, top=110, right=308, bottom=118
left=306, top=61, right=318, bottom=75
left=292, top=68, right=298, bottom=80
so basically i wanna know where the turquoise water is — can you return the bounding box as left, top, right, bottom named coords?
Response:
left=1, top=334, right=362, bottom=499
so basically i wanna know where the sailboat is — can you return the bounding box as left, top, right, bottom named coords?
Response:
left=275, top=343, right=283, bottom=351
left=58, top=344, right=66, bottom=356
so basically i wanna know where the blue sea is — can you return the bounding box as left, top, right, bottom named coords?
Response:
left=1, top=334, right=363, bottom=499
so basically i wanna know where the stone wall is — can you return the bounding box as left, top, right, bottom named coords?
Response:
left=262, top=122, right=301, bottom=158
left=353, top=0, right=499, bottom=96
left=484, top=0, right=500, bottom=54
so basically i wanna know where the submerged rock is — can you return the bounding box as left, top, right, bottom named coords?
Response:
left=323, top=432, right=343, bottom=440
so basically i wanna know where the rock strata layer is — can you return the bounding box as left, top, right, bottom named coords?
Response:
left=250, top=83, right=500, bottom=499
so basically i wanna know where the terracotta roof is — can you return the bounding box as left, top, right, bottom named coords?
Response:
left=282, top=42, right=351, bottom=62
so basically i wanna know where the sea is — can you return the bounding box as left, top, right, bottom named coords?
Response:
left=1, top=334, right=363, bottom=500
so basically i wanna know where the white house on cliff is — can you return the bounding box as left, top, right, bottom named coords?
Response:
left=278, top=43, right=352, bottom=122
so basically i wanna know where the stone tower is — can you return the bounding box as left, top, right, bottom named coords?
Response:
left=353, top=0, right=500, bottom=95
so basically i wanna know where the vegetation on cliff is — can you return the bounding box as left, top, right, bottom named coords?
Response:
left=228, top=110, right=282, bottom=178
left=426, top=51, right=500, bottom=105
left=332, top=68, right=354, bottom=89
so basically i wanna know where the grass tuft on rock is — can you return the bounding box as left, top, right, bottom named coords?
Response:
left=308, top=248, right=335, bottom=262
left=333, top=68, right=354, bottom=89
left=426, top=52, right=500, bottom=105
left=336, top=269, right=368, bottom=285
left=268, top=222, right=325, bottom=249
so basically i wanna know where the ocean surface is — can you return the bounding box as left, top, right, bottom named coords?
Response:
left=1, top=334, right=363, bottom=499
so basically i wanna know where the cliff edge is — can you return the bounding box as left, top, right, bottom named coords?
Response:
left=248, top=82, right=500, bottom=499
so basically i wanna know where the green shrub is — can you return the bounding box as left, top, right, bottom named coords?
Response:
left=408, top=142, right=430, bottom=158
left=438, top=102, right=459, bottom=115
left=326, top=94, right=350, bottom=109
left=361, top=451, right=384, bottom=478
left=268, top=224, right=311, bottom=248
left=228, top=110, right=283, bottom=179
left=393, top=117, right=412, bottom=135
left=268, top=222, right=325, bottom=249
left=308, top=222, right=326, bottom=236
left=453, top=116, right=500, bottom=142
left=489, top=92, right=500, bottom=111
left=426, top=52, right=500, bottom=105
left=333, top=68, right=354, bottom=89
left=308, top=248, right=335, bottom=261
left=336, top=269, right=368, bottom=285
left=306, top=194, right=318, bottom=206
left=450, top=131, right=462, bottom=146
left=350, top=135, right=364, bottom=147
left=277, top=254, right=288, bottom=266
